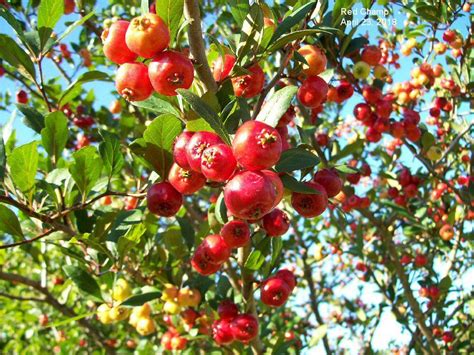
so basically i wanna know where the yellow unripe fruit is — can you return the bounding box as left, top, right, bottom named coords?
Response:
left=97, top=303, right=113, bottom=324
left=352, top=61, right=371, bottom=79
left=136, top=317, right=156, bottom=336
left=163, top=300, right=181, bottom=315
left=434, top=42, right=447, bottom=54
left=109, top=306, right=131, bottom=322
left=398, top=91, right=409, bottom=104
left=406, top=38, right=417, bottom=49
left=177, top=288, right=201, bottom=308
left=161, top=284, right=179, bottom=302
left=373, top=65, right=388, bottom=80
left=411, top=67, right=421, bottom=78
left=400, top=45, right=412, bottom=56
left=129, top=303, right=152, bottom=327
left=426, top=146, right=443, bottom=161
left=112, top=279, right=132, bottom=303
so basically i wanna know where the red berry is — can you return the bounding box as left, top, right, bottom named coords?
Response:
left=297, top=76, right=328, bottom=108
left=16, top=90, right=28, bottom=104
left=414, top=254, right=428, bottom=268
left=101, top=20, right=138, bottom=64
left=361, top=45, right=382, bottom=66
left=64, top=0, right=75, bottom=14
left=262, top=208, right=290, bottom=237
left=168, top=163, right=206, bottom=195
left=173, top=131, right=194, bottom=169
left=313, top=169, right=342, bottom=198
left=277, top=106, right=296, bottom=127
left=212, top=54, right=236, bottom=82
left=442, top=331, right=453, bottom=343
left=125, top=13, right=170, bottom=58
left=115, top=63, right=153, bottom=101
left=336, top=81, right=354, bottom=101
left=391, top=122, right=405, bottom=139
left=73, top=116, right=94, bottom=128
left=231, top=64, right=265, bottom=98
left=185, top=131, right=223, bottom=173
left=191, top=246, right=222, bottom=275
left=354, top=103, right=372, bottom=121
left=291, top=182, right=328, bottom=218
left=220, top=220, right=250, bottom=248
left=39, top=314, right=49, bottom=326
left=276, top=269, right=296, bottom=290
left=260, top=277, right=292, bottom=307
left=0, top=65, right=5, bottom=77
left=224, top=171, right=277, bottom=220
left=148, top=51, right=194, bottom=96
left=442, top=29, right=456, bottom=43
left=147, top=182, right=183, bottom=217
left=362, top=86, right=382, bottom=105
left=218, top=300, right=239, bottom=320
left=232, top=120, right=282, bottom=171
left=365, top=127, right=382, bottom=143
left=200, top=234, right=231, bottom=264
left=261, top=170, right=284, bottom=208
left=347, top=172, right=361, bottom=185
left=230, top=314, right=259, bottom=343
left=316, top=132, right=329, bottom=147
left=201, top=144, right=237, bottom=182
left=212, top=319, right=234, bottom=345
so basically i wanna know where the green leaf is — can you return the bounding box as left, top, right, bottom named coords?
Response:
left=256, top=86, right=298, bottom=128
left=16, top=105, right=45, bottom=133
left=0, top=138, right=5, bottom=181
left=59, top=71, right=111, bottom=106
left=280, top=174, right=320, bottom=194
left=333, top=0, right=356, bottom=26
left=342, top=36, right=369, bottom=56
left=271, top=1, right=316, bottom=44
left=131, top=95, right=181, bottom=117
left=334, top=165, right=358, bottom=174
left=63, top=265, right=103, bottom=301
left=270, top=237, right=283, bottom=267
left=267, top=28, right=339, bottom=52
left=0, top=204, right=23, bottom=238
left=156, top=0, right=184, bottom=42
left=236, top=3, right=264, bottom=59
left=99, top=132, right=124, bottom=181
left=121, top=291, right=162, bottom=307
left=161, top=226, right=187, bottom=258
left=46, top=312, right=95, bottom=328
left=138, top=114, right=182, bottom=178
left=229, top=0, right=250, bottom=25
left=319, top=68, right=335, bottom=83
left=117, top=223, right=146, bottom=260
left=308, top=324, right=328, bottom=347
left=69, top=146, right=103, bottom=198
left=37, top=0, right=63, bottom=30
left=177, top=89, right=231, bottom=145
left=244, top=249, right=265, bottom=270
left=0, top=7, right=28, bottom=47
left=214, top=193, right=228, bottom=225
left=41, top=111, right=68, bottom=161
left=0, top=34, right=36, bottom=81
left=7, top=141, right=38, bottom=197
left=275, top=147, right=319, bottom=173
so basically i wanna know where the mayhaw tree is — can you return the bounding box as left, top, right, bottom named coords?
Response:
left=0, top=0, right=472, bottom=354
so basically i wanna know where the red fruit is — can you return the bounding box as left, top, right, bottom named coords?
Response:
left=262, top=209, right=290, bottom=237
left=316, top=133, right=329, bottom=146
left=200, top=234, right=231, bottom=264
left=212, top=54, right=236, bottom=82
left=403, top=109, right=420, bottom=125
left=414, top=254, right=428, bottom=268
left=405, top=124, right=421, bottom=142
left=442, top=29, right=456, bottom=43
left=64, top=0, right=75, bottom=14
left=185, top=132, right=223, bottom=172
left=0, top=65, right=5, bottom=77
left=101, top=20, right=138, bottom=64
left=391, top=122, right=405, bottom=139
left=213, top=319, right=234, bottom=345
left=125, top=196, right=138, bottom=210
left=361, top=45, right=382, bottom=66
left=220, top=220, right=250, bottom=248
left=232, top=120, right=282, bottom=171
left=224, top=171, right=277, bottom=220
left=261, top=170, right=284, bottom=207
left=404, top=184, right=418, bottom=198
left=428, top=285, right=440, bottom=300
left=360, top=163, right=371, bottom=177
left=362, top=86, right=382, bottom=105
left=161, top=331, right=173, bottom=350
left=39, top=314, right=49, bottom=326
left=376, top=99, right=393, bottom=118
left=336, top=81, right=354, bottom=101
left=277, top=106, right=296, bottom=127
left=73, top=116, right=94, bottom=128
left=147, top=182, right=183, bottom=217
left=148, top=51, right=194, bottom=96
left=231, top=63, right=265, bottom=98
left=201, top=144, right=237, bottom=182
left=16, top=90, right=28, bottom=104
left=429, top=107, right=440, bottom=118
left=231, top=314, right=259, bottom=343
left=291, top=182, right=328, bottom=218
left=276, top=269, right=296, bottom=290
left=354, top=103, right=372, bottom=121
left=400, top=254, right=412, bottom=265
left=125, top=13, right=170, bottom=58
left=442, top=331, right=453, bottom=343
left=115, top=63, right=153, bottom=101
left=347, top=172, right=361, bottom=185
left=313, top=169, right=342, bottom=198
left=168, top=163, right=206, bottom=195
left=260, top=277, right=291, bottom=307
left=171, top=336, right=187, bottom=350
left=75, top=135, right=90, bottom=149
left=365, top=127, right=382, bottom=143
left=373, top=116, right=390, bottom=133
left=173, top=131, right=194, bottom=169
left=218, top=300, right=239, bottom=320
left=297, top=76, right=328, bottom=108
left=191, top=246, right=222, bottom=275
left=181, top=308, right=199, bottom=326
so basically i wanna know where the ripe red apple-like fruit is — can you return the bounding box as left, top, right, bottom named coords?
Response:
left=276, top=269, right=296, bottom=290
left=297, top=45, right=327, bottom=76
left=115, top=63, right=153, bottom=101
left=125, top=13, right=170, bottom=58
left=64, top=0, right=75, bottom=14
left=297, top=76, right=329, bottom=108
left=168, top=163, right=206, bottom=195
left=212, top=54, right=236, bottom=82
left=262, top=208, right=290, bottom=237
left=201, top=144, right=237, bottom=182
left=186, top=131, right=224, bottom=172
left=173, top=131, right=194, bottom=169
left=220, top=220, right=250, bottom=248
left=16, top=90, right=28, bottom=104
left=260, top=277, right=292, bottom=307
left=231, top=314, right=259, bottom=343
left=200, top=234, right=231, bottom=265
left=361, top=45, right=382, bottom=66
left=212, top=319, right=234, bottom=345
left=148, top=51, right=194, bottom=96
left=313, top=169, right=342, bottom=198
left=362, top=86, right=382, bottom=105
left=291, top=182, right=328, bottom=218
left=353, top=103, right=372, bottom=122
left=191, top=246, right=222, bottom=275
left=101, top=20, right=138, bottom=64
left=232, top=120, right=282, bottom=171
left=218, top=300, right=239, bottom=320
left=231, top=63, right=265, bottom=98
left=147, top=182, right=183, bottom=217
left=224, top=171, right=277, bottom=220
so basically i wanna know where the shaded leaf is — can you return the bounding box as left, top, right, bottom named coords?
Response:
left=63, top=265, right=103, bottom=301
left=280, top=174, right=320, bottom=194
left=59, top=71, right=110, bottom=106
left=41, top=111, right=68, bottom=161
left=0, top=204, right=23, bottom=238
left=69, top=146, right=103, bottom=198
left=275, top=147, right=320, bottom=172
left=121, top=292, right=162, bottom=307
left=99, top=131, right=124, bottom=181
left=0, top=34, right=36, bottom=81
left=156, top=0, right=184, bottom=41
left=131, top=95, right=181, bottom=117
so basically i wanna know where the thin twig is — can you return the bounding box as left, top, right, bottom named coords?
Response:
left=0, top=229, right=55, bottom=250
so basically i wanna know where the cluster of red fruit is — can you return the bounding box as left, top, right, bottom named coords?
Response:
left=387, top=167, right=421, bottom=206
left=212, top=300, right=258, bottom=345
left=260, top=269, right=296, bottom=307
left=419, top=284, right=441, bottom=309
left=102, top=13, right=194, bottom=100
left=160, top=328, right=187, bottom=351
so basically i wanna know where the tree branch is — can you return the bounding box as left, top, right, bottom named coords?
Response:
left=0, top=229, right=55, bottom=250
left=184, top=0, right=218, bottom=93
